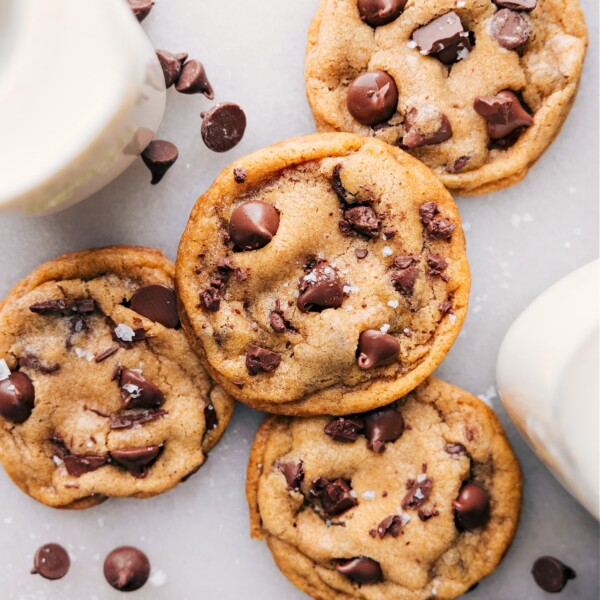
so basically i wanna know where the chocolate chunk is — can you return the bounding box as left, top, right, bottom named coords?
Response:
left=119, top=369, right=165, bottom=409
left=444, top=442, right=467, bottom=455
left=233, top=167, right=248, bottom=183
left=110, top=409, right=168, bottom=430
left=448, top=155, right=471, bottom=173
left=0, top=372, right=35, bottom=423
left=489, top=9, right=531, bottom=50
left=31, top=544, right=70, bottom=580
left=394, top=255, right=419, bottom=270
left=200, top=286, right=222, bottom=311
left=377, top=515, right=403, bottom=538
left=324, top=416, right=365, bottom=442
left=277, top=460, right=304, bottom=491
left=63, top=454, right=107, bottom=476
left=130, top=284, right=179, bottom=328
left=229, top=201, right=280, bottom=251
left=156, top=50, right=188, bottom=88
left=363, top=406, right=404, bottom=452
left=390, top=256, right=419, bottom=296
left=419, top=202, right=456, bottom=240
left=402, top=477, right=433, bottom=509
left=402, top=108, right=453, bottom=149
left=128, top=0, right=154, bottom=22
left=310, top=478, right=358, bottom=516
left=201, top=103, right=246, bottom=152
left=297, top=262, right=344, bottom=313
left=494, top=0, right=536, bottom=10
left=357, top=330, right=399, bottom=371
left=355, top=248, right=369, bottom=260
left=418, top=508, right=440, bottom=521
left=110, top=446, right=161, bottom=478
left=532, top=556, right=576, bottom=593
left=141, top=140, right=178, bottom=184
left=440, top=297, right=453, bottom=315
left=246, top=344, right=281, bottom=375
left=73, top=298, right=95, bottom=314
left=175, top=59, right=214, bottom=99
left=29, top=299, right=66, bottom=315
left=331, top=164, right=350, bottom=203
left=339, top=205, right=381, bottom=238
left=453, top=482, right=490, bottom=530
left=204, top=402, right=218, bottom=432
left=336, top=557, right=382, bottom=584
left=95, top=347, right=119, bottom=363
left=426, top=253, right=448, bottom=278
left=269, top=311, right=287, bottom=333
left=357, top=0, right=407, bottom=27
left=412, top=12, right=473, bottom=65
left=18, top=354, right=60, bottom=374
left=104, top=546, right=150, bottom=592
left=347, top=71, right=398, bottom=126
left=474, top=90, right=533, bottom=141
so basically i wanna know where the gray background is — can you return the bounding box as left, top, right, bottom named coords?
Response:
left=0, top=1, right=597, bottom=598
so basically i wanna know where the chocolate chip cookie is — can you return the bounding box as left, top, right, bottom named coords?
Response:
left=247, top=377, right=522, bottom=600
left=306, top=0, right=588, bottom=195
left=0, top=246, right=234, bottom=509
left=176, top=133, right=470, bottom=416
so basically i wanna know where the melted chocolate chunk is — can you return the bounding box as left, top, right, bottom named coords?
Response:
left=355, top=248, right=369, bottom=260
left=444, top=442, right=467, bottom=455
left=412, top=12, right=473, bottom=65
left=448, top=155, right=471, bottom=173
left=0, top=371, right=35, bottom=423
left=297, top=261, right=344, bottom=313
left=402, top=108, right=453, bottom=149
left=204, top=402, right=218, bottom=432
left=229, top=201, right=280, bottom=251
left=363, top=406, right=404, bottom=452
left=402, top=477, right=433, bottom=509
left=489, top=9, right=531, bottom=50
left=310, top=478, right=358, bottom=516
left=233, top=167, right=248, bottom=183
left=63, top=454, right=107, bottom=476
left=453, top=482, right=490, bottom=530
left=110, top=446, right=161, bottom=478
left=426, top=253, right=448, bottom=278
left=419, top=202, right=456, bottom=240
left=29, top=299, right=67, bottom=315
left=119, top=369, right=165, bottom=409
left=246, top=344, right=281, bottom=375
left=72, top=298, right=96, bottom=314
left=418, top=508, right=440, bottom=521
left=130, top=284, right=179, bottom=328
left=336, top=557, right=382, bottom=584
left=277, top=460, right=304, bottom=491
left=494, top=0, right=536, bottom=10
left=357, top=330, right=400, bottom=370
left=390, top=255, right=420, bottom=296
left=104, top=546, right=150, bottom=592
left=339, top=205, right=381, bottom=239
left=31, top=544, right=70, bottom=580
left=357, top=0, right=407, bottom=27
left=128, top=0, right=154, bottom=22
left=324, top=416, right=365, bottom=442
left=347, top=71, right=398, bottom=126
left=474, top=90, right=533, bottom=141
left=200, top=286, right=222, bottom=312
left=110, top=409, right=168, bottom=430
left=377, top=514, right=403, bottom=538
left=18, top=354, right=60, bottom=374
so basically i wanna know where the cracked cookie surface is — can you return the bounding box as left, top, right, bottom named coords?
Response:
left=247, top=378, right=522, bottom=600
left=176, top=133, right=470, bottom=416
left=0, top=246, right=234, bottom=509
left=305, top=0, right=587, bottom=195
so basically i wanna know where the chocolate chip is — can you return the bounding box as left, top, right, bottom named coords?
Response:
left=357, top=0, right=407, bottom=27
left=419, top=202, right=456, bottom=240
left=63, top=454, right=107, bottom=476
left=130, top=284, right=179, bottom=328
left=119, top=369, right=165, bottom=409
left=324, top=416, right=365, bottom=442
left=532, top=556, right=576, bottom=593
left=31, top=544, right=70, bottom=580
left=402, top=477, right=433, bottom=509
left=18, top=354, right=60, bottom=374
left=156, top=50, right=188, bottom=88
left=448, top=155, right=471, bottom=173
left=363, top=406, right=404, bottom=452
left=474, top=90, right=533, bottom=141
left=418, top=508, right=440, bottom=521
left=412, top=12, right=473, bottom=65
left=402, top=108, right=453, bottom=149
left=489, top=9, right=531, bottom=50
left=229, top=201, right=280, bottom=251
left=204, top=402, right=218, bottom=432
left=440, top=297, right=453, bottom=315
left=355, top=248, right=369, bottom=260
left=335, top=557, right=382, bottom=584
left=110, top=446, right=161, bottom=478
left=233, top=167, right=248, bottom=183
left=339, top=205, right=381, bottom=238
left=141, top=140, right=178, bottom=184
left=331, top=163, right=350, bottom=203
left=377, top=515, right=403, bottom=538
left=246, top=344, right=281, bottom=375
left=390, top=255, right=420, bottom=296
left=0, top=371, right=35, bottom=423
left=347, top=71, right=398, bottom=126
left=73, top=297, right=96, bottom=314
left=453, top=482, right=490, bottom=530
left=200, top=286, right=222, bottom=311
left=175, top=59, right=214, bottom=99
left=310, top=478, right=358, bottom=516
left=269, top=308, right=293, bottom=333
left=277, top=460, right=304, bottom=491
left=297, top=261, right=344, bottom=313
left=357, top=330, right=399, bottom=371
left=29, top=299, right=67, bottom=315
left=201, top=103, right=246, bottom=152
left=128, top=0, right=154, bottom=22
left=104, top=546, right=150, bottom=592
left=444, top=442, right=467, bottom=455
left=110, top=409, right=168, bottom=430
left=426, top=253, right=448, bottom=278
left=494, top=0, right=536, bottom=10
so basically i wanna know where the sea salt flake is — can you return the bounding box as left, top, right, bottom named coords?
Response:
left=52, top=456, right=63, bottom=466
left=414, top=488, right=425, bottom=500
left=114, top=323, right=135, bottom=342
left=304, top=272, right=317, bottom=283
left=380, top=324, right=391, bottom=333
left=362, top=490, right=376, bottom=500
left=448, top=314, right=457, bottom=324
left=417, top=474, right=427, bottom=483
left=0, top=359, right=11, bottom=381
left=407, top=40, right=417, bottom=49
left=382, top=246, right=393, bottom=257
left=122, top=383, right=142, bottom=398
left=74, top=347, right=94, bottom=362
left=349, top=490, right=358, bottom=499
left=387, top=300, right=399, bottom=309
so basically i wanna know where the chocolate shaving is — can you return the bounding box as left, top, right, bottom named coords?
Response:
left=95, top=347, right=119, bottom=363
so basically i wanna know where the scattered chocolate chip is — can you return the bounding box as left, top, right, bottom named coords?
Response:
left=474, top=90, right=533, bottom=142
left=402, top=477, right=433, bottom=509
left=204, top=402, right=218, bottom=432
left=128, top=0, right=154, bottom=22
left=489, top=9, right=531, bottom=50
left=418, top=508, right=440, bottom=521
left=355, top=248, right=369, bottom=260
left=175, top=59, right=214, bottom=99
left=439, top=297, right=453, bottom=315
left=29, top=299, right=67, bottom=315
left=73, top=298, right=96, bottom=314
left=104, top=546, right=150, bottom=592
left=453, top=482, right=490, bottom=530
left=363, top=406, right=404, bottom=452
left=324, top=416, right=365, bottom=442
left=156, top=50, right=188, bottom=88
left=532, top=556, right=576, bottom=593
left=201, top=103, right=246, bottom=152
left=377, top=515, right=403, bottom=538
left=298, top=261, right=344, bottom=312
left=339, top=205, right=381, bottom=238
left=347, top=71, right=398, bottom=126
left=426, top=253, right=448, bottom=279
left=141, top=140, right=178, bottom=184
left=277, top=460, right=304, bottom=491
left=448, top=155, right=471, bottom=173
left=18, top=354, right=60, bottom=374
left=130, top=284, right=179, bottom=328
left=110, top=409, right=168, bottom=430
left=31, top=544, right=70, bottom=580
left=63, top=454, right=107, bottom=476
left=336, top=557, right=382, bottom=584
left=95, top=347, right=119, bottom=363
left=233, top=167, right=248, bottom=183
left=200, top=286, right=222, bottom=312
left=110, top=446, right=161, bottom=478
left=357, top=330, right=399, bottom=371
left=390, top=255, right=420, bottom=296
left=444, top=442, right=467, bottom=455
left=0, top=372, right=35, bottom=423
left=412, top=12, right=473, bottom=65
left=246, top=344, right=281, bottom=375
left=229, top=201, right=280, bottom=251
left=119, top=369, right=165, bottom=409
left=357, top=0, right=407, bottom=26
left=402, top=108, right=453, bottom=149
left=310, top=478, right=358, bottom=516
left=419, top=202, right=456, bottom=240
left=494, top=0, right=536, bottom=10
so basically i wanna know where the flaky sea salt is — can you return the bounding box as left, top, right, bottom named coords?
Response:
left=414, top=488, right=425, bottom=500
left=122, top=383, right=142, bottom=399
left=114, top=323, right=135, bottom=342
left=362, top=490, right=376, bottom=501
left=349, top=490, right=358, bottom=499
left=448, top=314, right=457, bottom=324
left=380, top=324, right=391, bottom=333
left=382, top=246, right=393, bottom=257
left=387, top=300, right=399, bottom=309
left=0, top=359, right=11, bottom=381
left=74, top=347, right=94, bottom=362
left=417, top=474, right=427, bottom=483
left=407, top=40, right=417, bottom=49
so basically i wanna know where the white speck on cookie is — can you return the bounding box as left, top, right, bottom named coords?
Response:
left=114, top=323, right=136, bottom=342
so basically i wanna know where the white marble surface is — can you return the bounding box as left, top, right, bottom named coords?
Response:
left=0, top=1, right=598, bottom=598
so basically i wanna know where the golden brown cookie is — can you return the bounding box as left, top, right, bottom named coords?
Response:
left=247, top=378, right=522, bottom=600
left=305, top=0, right=588, bottom=195
left=176, top=133, right=470, bottom=416
left=0, top=246, right=234, bottom=509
